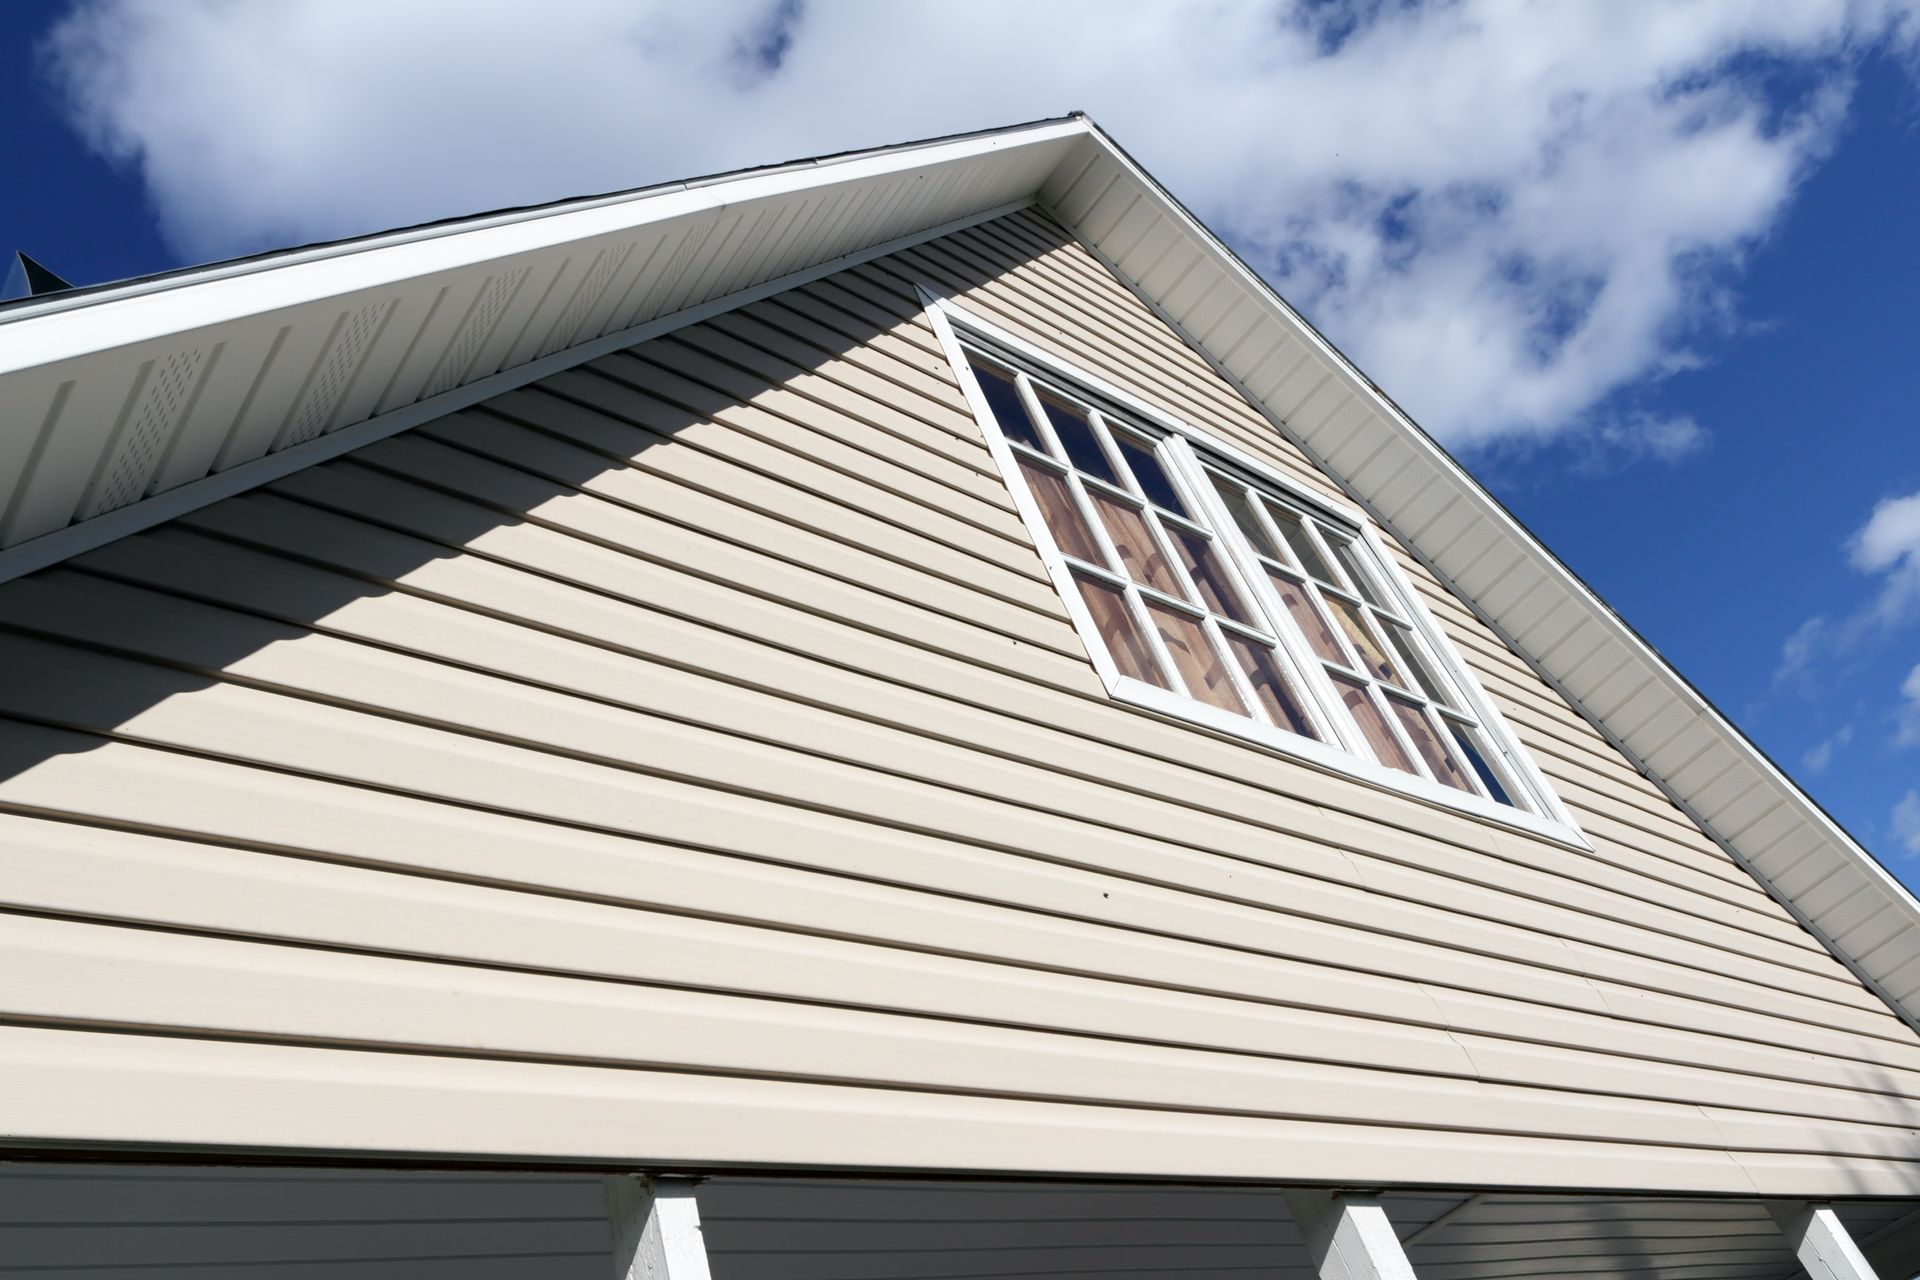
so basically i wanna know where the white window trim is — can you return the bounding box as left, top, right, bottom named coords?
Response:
left=918, top=286, right=1588, bottom=849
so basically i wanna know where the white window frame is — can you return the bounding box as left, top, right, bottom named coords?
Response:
left=919, top=286, right=1587, bottom=848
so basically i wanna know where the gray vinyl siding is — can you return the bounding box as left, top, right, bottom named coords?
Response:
left=0, top=1165, right=614, bottom=1278
left=6, top=1167, right=1919, bottom=1280
left=2, top=212, right=1918, bottom=1194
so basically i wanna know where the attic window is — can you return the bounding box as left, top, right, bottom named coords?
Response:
left=928, top=300, right=1574, bottom=841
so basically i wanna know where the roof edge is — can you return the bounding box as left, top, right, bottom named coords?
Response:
left=1050, top=116, right=1920, bottom=1037
left=0, top=115, right=1086, bottom=329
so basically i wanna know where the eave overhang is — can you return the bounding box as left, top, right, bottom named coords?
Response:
left=0, top=117, right=1086, bottom=578
left=3, top=112, right=1915, bottom=1039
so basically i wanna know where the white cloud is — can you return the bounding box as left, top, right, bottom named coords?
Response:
left=1893, top=790, right=1920, bottom=856
left=1803, top=724, right=1854, bottom=773
left=38, top=0, right=1920, bottom=452
left=1898, top=663, right=1920, bottom=748
left=1775, top=615, right=1833, bottom=690
left=1850, top=489, right=1920, bottom=628
left=1777, top=485, right=1920, bottom=689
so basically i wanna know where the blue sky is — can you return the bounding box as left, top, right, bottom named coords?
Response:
left=4, top=0, right=1918, bottom=870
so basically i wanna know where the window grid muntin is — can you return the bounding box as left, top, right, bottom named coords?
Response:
left=979, top=352, right=1324, bottom=743
left=1201, top=460, right=1507, bottom=803
left=957, top=328, right=1555, bottom=823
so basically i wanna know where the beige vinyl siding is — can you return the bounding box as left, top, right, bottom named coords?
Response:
left=3, top=212, right=1919, bottom=1194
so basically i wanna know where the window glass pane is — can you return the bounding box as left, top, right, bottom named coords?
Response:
left=1328, top=596, right=1403, bottom=686
left=1017, top=459, right=1106, bottom=566
left=1073, top=572, right=1168, bottom=688
left=1117, top=434, right=1187, bottom=516
left=1448, top=719, right=1517, bottom=807
left=1388, top=695, right=1474, bottom=792
left=967, top=360, right=1044, bottom=451
left=1223, top=634, right=1317, bottom=739
left=1328, top=672, right=1415, bottom=773
left=1381, top=618, right=1451, bottom=706
left=1211, top=477, right=1279, bottom=559
left=1266, top=567, right=1346, bottom=663
left=1169, top=526, right=1252, bottom=623
left=1264, top=501, right=1337, bottom=583
left=1038, top=393, right=1118, bottom=483
left=1089, top=490, right=1185, bottom=597
left=1328, top=535, right=1387, bottom=609
left=1147, top=604, right=1246, bottom=715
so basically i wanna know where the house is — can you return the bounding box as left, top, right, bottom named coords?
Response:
left=2, top=114, right=1918, bottom=1280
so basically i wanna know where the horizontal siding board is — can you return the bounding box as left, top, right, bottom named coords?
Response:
left=2, top=567, right=1875, bottom=1022
left=0, top=801, right=1477, bottom=1066
left=595, top=343, right=1014, bottom=510
left=279, top=449, right=1089, bottom=668
left=72, top=516, right=1818, bottom=976
left=4, top=210, right=1918, bottom=1195
left=749, top=291, right=965, bottom=409
left=648, top=319, right=993, bottom=474
left=42, top=531, right=1858, bottom=1003
left=154, top=485, right=1564, bottom=873
left=0, top=1025, right=1776, bottom=1190
left=704, top=307, right=983, bottom=442
left=11, top=915, right=1760, bottom=1150
left=490, top=376, right=1032, bottom=566
left=412, top=409, right=1059, bottom=615
left=3, top=725, right=1909, bottom=1102
left=0, top=637, right=1668, bottom=1024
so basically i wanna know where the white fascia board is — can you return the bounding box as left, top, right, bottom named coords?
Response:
left=1049, top=123, right=1920, bottom=1035
left=0, top=118, right=1091, bottom=376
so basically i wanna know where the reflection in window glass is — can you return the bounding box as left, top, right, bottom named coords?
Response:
left=1388, top=695, right=1474, bottom=793
left=1147, top=603, right=1246, bottom=714
left=1017, top=459, right=1105, bottom=566
left=1169, top=526, right=1251, bottom=624
left=1118, top=435, right=1187, bottom=515
left=1328, top=535, right=1386, bottom=608
left=1224, top=634, right=1317, bottom=738
left=1328, top=596, right=1402, bottom=686
left=1211, top=477, right=1279, bottom=559
left=1265, top=502, right=1337, bottom=584
left=1073, top=573, right=1167, bottom=687
left=1267, top=567, right=1346, bottom=664
left=956, top=335, right=1547, bottom=821
left=1448, top=719, right=1515, bottom=806
left=1381, top=619, right=1450, bottom=706
left=1089, top=491, right=1185, bottom=597
left=1329, top=672, right=1414, bottom=773
left=967, top=360, right=1044, bottom=451
left=1039, top=394, right=1117, bottom=482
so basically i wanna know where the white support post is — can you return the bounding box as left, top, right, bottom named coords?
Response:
left=1770, top=1202, right=1882, bottom=1280
left=1285, top=1190, right=1418, bottom=1280
left=605, top=1175, right=714, bottom=1280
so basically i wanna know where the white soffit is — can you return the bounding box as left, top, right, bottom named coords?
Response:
left=0, top=117, right=1086, bottom=579
left=1036, top=124, right=1920, bottom=1036
left=3, top=113, right=1915, bottom=1038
